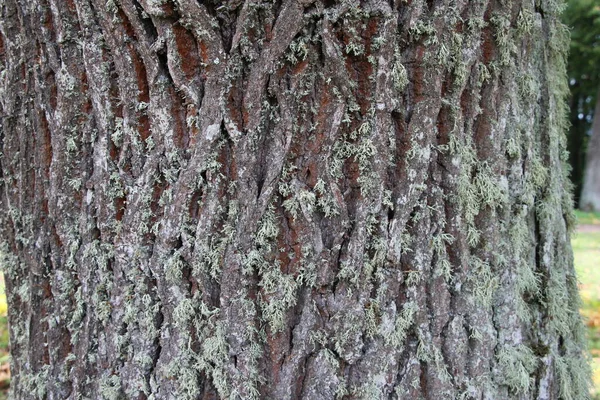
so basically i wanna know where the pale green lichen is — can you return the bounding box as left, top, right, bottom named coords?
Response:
left=314, top=178, right=340, bottom=217
left=516, top=8, right=535, bottom=36
left=490, top=13, right=516, bottom=67
left=468, top=256, right=499, bottom=308
left=497, top=344, right=537, bottom=394
left=409, top=20, right=436, bottom=43
left=505, top=137, right=521, bottom=159
left=173, top=297, right=196, bottom=327
left=255, top=203, right=278, bottom=248
left=68, top=287, right=86, bottom=338
left=432, top=230, right=454, bottom=281
left=352, top=381, right=383, bottom=400
left=0, top=242, right=19, bottom=279
left=197, top=322, right=230, bottom=397
left=18, top=365, right=50, bottom=399
left=282, top=188, right=316, bottom=220
left=259, top=266, right=298, bottom=333
left=364, top=300, right=379, bottom=338
left=98, top=374, right=122, bottom=400
left=385, top=301, right=418, bottom=349
left=391, top=50, right=408, bottom=91
left=165, top=249, right=185, bottom=283
left=337, top=261, right=360, bottom=287
left=555, top=353, right=591, bottom=400
left=286, top=35, right=310, bottom=64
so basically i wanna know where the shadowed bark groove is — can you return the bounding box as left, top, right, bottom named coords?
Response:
left=0, top=0, right=590, bottom=399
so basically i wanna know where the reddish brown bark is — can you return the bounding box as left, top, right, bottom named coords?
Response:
left=0, top=0, right=589, bottom=399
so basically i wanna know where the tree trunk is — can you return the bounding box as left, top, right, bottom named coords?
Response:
left=0, top=0, right=590, bottom=399
left=580, top=85, right=600, bottom=212
left=567, top=87, right=587, bottom=208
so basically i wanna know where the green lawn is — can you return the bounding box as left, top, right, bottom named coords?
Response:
left=572, top=211, right=600, bottom=398
left=575, top=210, right=600, bottom=226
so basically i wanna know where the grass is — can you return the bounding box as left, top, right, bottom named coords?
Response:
left=575, top=210, right=600, bottom=226
left=572, top=211, right=600, bottom=398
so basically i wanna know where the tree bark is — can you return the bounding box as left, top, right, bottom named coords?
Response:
left=0, top=0, right=590, bottom=399
left=580, top=85, right=600, bottom=212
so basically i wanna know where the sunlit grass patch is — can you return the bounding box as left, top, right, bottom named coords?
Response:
left=592, top=357, right=600, bottom=399
left=0, top=276, right=6, bottom=318
left=575, top=210, right=600, bottom=226
left=572, top=211, right=600, bottom=398
left=574, top=231, right=600, bottom=304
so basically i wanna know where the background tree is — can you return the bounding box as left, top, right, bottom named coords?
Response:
left=563, top=0, right=600, bottom=210
left=580, top=86, right=600, bottom=212
left=0, top=0, right=590, bottom=399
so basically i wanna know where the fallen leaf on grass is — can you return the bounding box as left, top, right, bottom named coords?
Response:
left=581, top=310, right=600, bottom=328
left=0, top=362, right=10, bottom=388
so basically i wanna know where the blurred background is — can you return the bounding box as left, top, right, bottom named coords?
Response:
left=563, top=0, right=600, bottom=397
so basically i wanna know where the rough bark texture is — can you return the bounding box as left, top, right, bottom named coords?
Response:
left=0, top=0, right=590, bottom=399
left=580, top=86, right=600, bottom=212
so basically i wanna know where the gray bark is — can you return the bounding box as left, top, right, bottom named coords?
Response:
left=0, top=0, right=590, bottom=399
left=580, top=86, right=600, bottom=212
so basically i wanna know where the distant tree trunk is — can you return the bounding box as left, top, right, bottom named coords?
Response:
left=0, top=0, right=590, bottom=399
left=567, top=87, right=588, bottom=207
left=580, top=86, right=600, bottom=212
